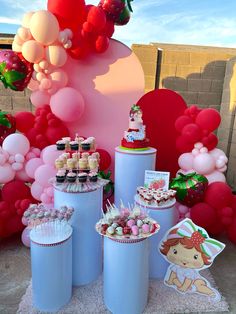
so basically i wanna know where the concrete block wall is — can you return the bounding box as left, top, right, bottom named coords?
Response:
left=218, top=57, right=236, bottom=189
left=0, top=80, right=32, bottom=114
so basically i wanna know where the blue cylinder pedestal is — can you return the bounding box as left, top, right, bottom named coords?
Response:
left=115, top=147, right=157, bottom=206
left=103, top=237, right=149, bottom=314
left=30, top=222, right=72, bottom=312
left=135, top=197, right=178, bottom=279
left=54, top=187, right=103, bottom=286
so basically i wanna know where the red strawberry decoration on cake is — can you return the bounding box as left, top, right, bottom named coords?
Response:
left=0, top=112, right=16, bottom=145
left=0, top=50, right=33, bottom=91
left=99, top=0, right=133, bottom=25
left=190, top=230, right=207, bottom=245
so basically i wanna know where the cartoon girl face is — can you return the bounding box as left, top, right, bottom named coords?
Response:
left=166, top=242, right=205, bottom=269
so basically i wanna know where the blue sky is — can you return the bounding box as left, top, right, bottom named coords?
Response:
left=1, top=0, right=236, bottom=47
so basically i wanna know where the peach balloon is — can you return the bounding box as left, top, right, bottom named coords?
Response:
left=12, top=42, right=22, bottom=53
left=45, top=45, right=67, bottom=67
left=22, top=40, right=44, bottom=63
left=36, top=72, right=46, bottom=82
left=22, top=12, right=34, bottom=28
left=17, top=27, right=32, bottom=41
left=30, top=10, right=59, bottom=45
left=30, top=90, right=50, bottom=108
left=205, top=171, right=226, bottom=184
left=50, top=69, right=68, bottom=88
left=27, top=79, right=39, bottom=91
left=14, top=34, right=24, bottom=45
left=40, top=78, right=52, bottom=90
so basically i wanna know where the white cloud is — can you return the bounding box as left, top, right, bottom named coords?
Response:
left=0, top=16, right=21, bottom=25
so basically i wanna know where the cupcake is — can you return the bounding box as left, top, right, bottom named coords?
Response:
left=81, top=140, right=91, bottom=151
left=87, top=137, right=95, bottom=150
left=81, top=152, right=89, bottom=160
left=55, top=158, right=64, bottom=170
left=89, top=171, right=98, bottom=182
left=78, top=172, right=87, bottom=183
left=67, top=158, right=76, bottom=170
left=56, top=140, right=66, bottom=151
left=56, top=170, right=66, bottom=183
left=78, top=158, right=88, bottom=170
left=66, top=172, right=77, bottom=183
left=91, top=152, right=100, bottom=161
left=88, top=158, right=98, bottom=171
left=70, top=141, right=79, bottom=151
left=72, top=152, right=80, bottom=160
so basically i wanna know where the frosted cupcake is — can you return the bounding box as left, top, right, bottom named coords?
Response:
left=81, top=139, right=90, bottom=151
left=70, top=141, right=79, bottom=151
left=67, top=158, right=76, bottom=170
left=89, top=171, right=98, bottom=182
left=88, top=158, right=98, bottom=171
left=78, top=158, right=88, bottom=171
left=78, top=172, right=87, bottom=183
left=55, top=158, right=64, bottom=170
left=56, top=170, right=66, bottom=183
left=56, top=140, right=66, bottom=151
left=66, top=172, right=77, bottom=183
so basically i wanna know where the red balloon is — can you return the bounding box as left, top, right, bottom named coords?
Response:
left=5, top=215, right=24, bottom=235
left=176, top=135, right=194, bottom=153
left=45, top=125, right=70, bottom=144
left=47, top=0, right=86, bottom=30
left=96, top=148, right=111, bottom=171
left=207, top=220, right=224, bottom=236
left=202, top=133, right=218, bottom=151
left=175, top=115, right=193, bottom=133
left=2, top=181, right=31, bottom=203
left=87, top=6, right=106, bottom=31
left=15, top=112, right=35, bottom=133
left=221, top=206, right=234, bottom=217
left=190, top=202, right=216, bottom=229
left=227, top=217, right=236, bottom=244
left=204, top=182, right=233, bottom=210
left=101, top=20, right=115, bottom=38
left=182, top=123, right=201, bottom=143
left=196, top=108, right=221, bottom=132
left=95, top=35, right=109, bottom=53
left=20, top=199, right=31, bottom=211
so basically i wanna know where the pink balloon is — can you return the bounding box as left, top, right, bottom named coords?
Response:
left=209, top=148, right=226, bottom=161
left=17, top=27, right=32, bottom=41
left=29, top=10, right=59, bottom=45
left=15, top=167, right=33, bottom=182
left=0, top=154, right=7, bottom=165
left=22, top=40, right=44, bottom=63
left=46, top=186, right=54, bottom=197
left=41, top=145, right=61, bottom=166
left=31, top=181, right=44, bottom=200
left=3, top=134, right=30, bottom=156
left=12, top=162, right=23, bottom=171
left=30, top=90, right=50, bottom=108
left=178, top=153, right=194, bottom=171
left=50, top=87, right=85, bottom=122
left=21, top=227, right=31, bottom=247
left=40, top=192, right=52, bottom=204
left=31, top=148, right=41, bottom=157
left=15, top=154, right=25, bottom=163
left=25, top=158, right=44, bottom=178
left=45, top=45, right=67, bottom=67
left=0, top=163, right=16, bottom=184
left=206, top=171, right=226, bottom=184
left=34, top=164, right=56, bottom=187
left=22, top=216, right=29, bottom=226
left=193, top=153, right=215, bottom=175
left=178, top=205, right=189, bottom=214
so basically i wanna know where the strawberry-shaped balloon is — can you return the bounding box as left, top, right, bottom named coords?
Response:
left=99, top=0, right=133, bottom=25
left=0, top=50, right=33, bottom=91
left=0, top=111, right=16, bottom=145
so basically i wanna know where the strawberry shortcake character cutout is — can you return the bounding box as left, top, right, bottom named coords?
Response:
left=159, top=219, right=225, bottom=302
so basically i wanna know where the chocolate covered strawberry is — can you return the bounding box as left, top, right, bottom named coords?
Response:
left=0, top=50, right=33, bottom=91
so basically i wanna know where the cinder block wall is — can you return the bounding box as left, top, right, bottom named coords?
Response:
left=132, top=43, right=236, bottom=190
left=0, top=84, right=32, bottom=115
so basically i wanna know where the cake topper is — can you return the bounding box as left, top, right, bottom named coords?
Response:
left=159, top=218, right=225, bottom=302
